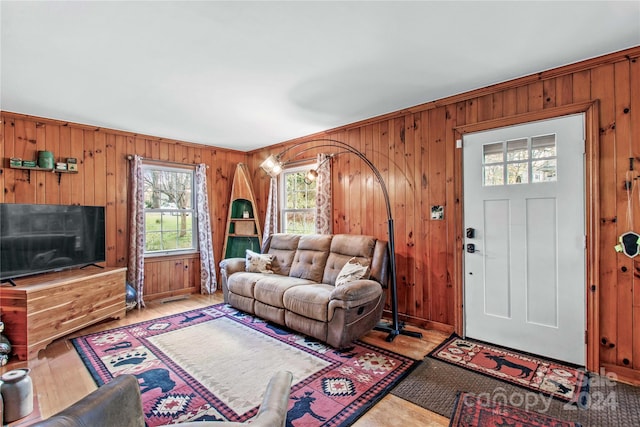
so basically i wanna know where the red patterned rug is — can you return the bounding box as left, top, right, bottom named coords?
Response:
left=449, top=392, right=582, bottom=427
left=72, top=303, right=417, bottom=426
left=430, top=335, right=589, bottom=405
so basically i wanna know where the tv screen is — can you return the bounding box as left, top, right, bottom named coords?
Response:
left=0, top=204, right=106, bottom=281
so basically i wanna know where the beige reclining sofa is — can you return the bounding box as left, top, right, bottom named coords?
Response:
left=219, top=233, right=389, bottom=348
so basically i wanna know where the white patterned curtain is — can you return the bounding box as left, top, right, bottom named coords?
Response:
left=196, top=164, right=217, bottom=294
left=262, top=177, right=278, bottom=248
left=127, top=155, right=146, bottom=308
left=315, top=153, right=332, bottom=234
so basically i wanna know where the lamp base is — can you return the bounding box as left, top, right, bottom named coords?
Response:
left=374, top=321, right=423, bottom=342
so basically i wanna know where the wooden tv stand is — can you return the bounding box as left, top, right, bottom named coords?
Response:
left=0, top=267, right=127, bottom=361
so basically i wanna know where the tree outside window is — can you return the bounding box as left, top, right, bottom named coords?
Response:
left=280, top=166, right=316, bottom=234
left=142, top=165, right=197, bottom=254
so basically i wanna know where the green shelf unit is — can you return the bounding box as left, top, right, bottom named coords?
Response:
left=222, top=163, right=262, bottom=259
left=224, top=236, right=261, bottom=258
left=230, top=198, right=254, bottom=219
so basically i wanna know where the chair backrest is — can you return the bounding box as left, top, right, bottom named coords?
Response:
left=32, top=371, right=294, bottom=427
left=31, top=374, right=145, bottom=427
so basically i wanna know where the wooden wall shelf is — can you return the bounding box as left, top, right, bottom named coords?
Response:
left=9, top=164, right=78, bottom=184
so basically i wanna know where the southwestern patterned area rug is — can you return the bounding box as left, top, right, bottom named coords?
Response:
left=72, top=303, right=418, bottom=426
left=430, top=335, right=589, bottom=404
left=449, top=392, right=582, bottom=427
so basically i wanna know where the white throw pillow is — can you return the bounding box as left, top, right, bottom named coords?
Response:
left=245, top=250, right=274, bottom=274
left=335, top=257, right=370, bottom=287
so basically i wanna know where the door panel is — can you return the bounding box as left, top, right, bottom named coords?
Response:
left=463, top=114, right=585, bottom=366
left=526, top=197, right=557, bottom=327
left=484, top=199, right=510, bottom=318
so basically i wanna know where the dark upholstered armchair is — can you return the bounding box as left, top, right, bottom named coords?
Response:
left=30, top=374, right=144, bottom=427
left=31, top=371, right=293, bottom=427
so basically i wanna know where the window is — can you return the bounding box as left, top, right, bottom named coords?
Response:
left=483, top=134, right=557, bottom=186
left=142, top=164, right=197, bottom=255
left=279, top=165, right=316, bottom=234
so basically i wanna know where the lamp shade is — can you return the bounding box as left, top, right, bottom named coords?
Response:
left=260, top=155, right=283, bottom=177
left=305, top=169, right=319, bottom=183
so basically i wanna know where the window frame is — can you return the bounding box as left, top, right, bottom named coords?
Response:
left=142, top=163, right=198, bottom=257
left=482, top=133, right=558, bottom=187
left=278, top=163, right=317, bottom=234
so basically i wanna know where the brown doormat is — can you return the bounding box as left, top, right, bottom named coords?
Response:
left=391, top=358, right=640, bottom=427
left=450, top=392, right=582, bottom=427
left=430, top=335, right=589, bottom=404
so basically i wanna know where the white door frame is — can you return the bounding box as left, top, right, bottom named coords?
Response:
left=453, top=101, right=601, bottom=372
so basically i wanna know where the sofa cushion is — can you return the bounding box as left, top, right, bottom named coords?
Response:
left=322, top=235, right=376, bottom=285
left=264, top=234, right=301, bottom=276
left=254, top=301, right=286, bottom=325
left=254, top=275, right=315, bottom=308
left=289, top=234, right=333, bottom=283
left=283, top=284, right=333, bottom=322
left=285, top=310, right=327, bottom=343
left=228, top=293, right=255, bottom=315
left=335, top=257, right=370, bottom=287
left=227, top=272, right=267, bottom=298
left=245, top=250, right=274, bottom=274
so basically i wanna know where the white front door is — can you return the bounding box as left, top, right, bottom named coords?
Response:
left=463, top=114, right=586, bottom=366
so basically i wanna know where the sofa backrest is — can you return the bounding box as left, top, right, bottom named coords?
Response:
left=262, top=233, right=301, bottom=276
left=262, top=233, right=389, bottom=288
left=322, top=234, right=376, bottom=285
left=289, top=234, right=333, bottom=282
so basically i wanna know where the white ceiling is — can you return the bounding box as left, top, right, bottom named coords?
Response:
left=2, top=1, right=639, bottom=152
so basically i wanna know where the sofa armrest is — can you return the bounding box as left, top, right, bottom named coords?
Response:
left=219, top=257, right=246, bottom=275
left=31, top=375, right=145, bottom=427
left=219, top=257, right=246, bottom=302
left=330, top=279, right=382, bottom=304
left=165, top=371, right=293, bottom=427
left=249, top=370, right=293, bottom=427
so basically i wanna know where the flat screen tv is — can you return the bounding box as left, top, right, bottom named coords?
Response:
left=0, top=203, right=106, bottom=283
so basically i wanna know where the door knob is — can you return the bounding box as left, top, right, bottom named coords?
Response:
left=467, top=243, right=476, bottom=253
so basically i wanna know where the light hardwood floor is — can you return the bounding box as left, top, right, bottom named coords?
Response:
left=1, top=293, right=450, bottom=426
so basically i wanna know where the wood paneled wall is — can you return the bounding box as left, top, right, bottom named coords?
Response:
left=2, top=46, right=639, bottom=380
left=248, top=46, right=640, bottom=382
left=0, top=113, right=247, bottom=301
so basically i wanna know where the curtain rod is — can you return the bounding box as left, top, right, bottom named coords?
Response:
left=126, top=155, right=208, bottom=168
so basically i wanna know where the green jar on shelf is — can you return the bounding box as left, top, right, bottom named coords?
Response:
left=38, top=150, right=54, bottom=169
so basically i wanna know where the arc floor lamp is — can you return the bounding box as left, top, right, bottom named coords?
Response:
left=260, top=139, right=422, bottom=342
